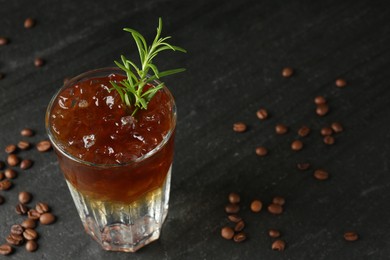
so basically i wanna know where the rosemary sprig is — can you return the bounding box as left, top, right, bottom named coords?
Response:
left=110, top=17, right=186, bottom=116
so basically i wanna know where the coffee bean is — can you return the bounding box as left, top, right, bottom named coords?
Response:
left=28, top=209, right=41, bottom=220
left=19, top=191, right=32, bottom=204
left=282, top=67, right=294, bottom=78
left=35, top=202, right=49, bottom=214
left=7, top=154, right=20, bottom=166
left=314, top=96, right=327, bottom=105
left=23, top=228, right=38, bottom=240
left=6, top=233, right=24, bottom=246
left=34, top=57, right=45, bottom=67
left=297, top=162, right=310, bottom=170
left=250, top=199, right=263, bottom=213
left=20, top=159, right=33, bottom=170
left=323, top=135, right=335, bottom=145
left=344, top=231, right=359, bottom=241
left=5, top=144, right=17, bottom=154
left=233, top=232, right=247, bottom=243
left=0, top=179, right=12, bottom=190
left=0, top=195, right=4, bottom=204
left=272, top=239, right=286, bottom=251
left=255, top=146, right=268, bottom=157
left=0, top=161, right=5, bottom=170
left=21, top=128, right=34, bottom=137
left=316, top=104, right=329, bottom=116
left=298, top=125, right=311, bottom=137
left=320, top=127, right=333, bottom=136
left=5, top=168, right=17, bottom=179
left=24, top=18, right=35, bottom=28
left=256, top=108, right=268, bottom=120
left=15, top=203, right=29, bottom=215
left=0, top=36, right=9, bottom=45
left=0, top=244, right=13, bottom=255
left=227, top=214, right=242, bottom=223
left=225, top=203, right=240, bottom=214
left=17, top=141, right=31, bottom=150
left=234, top=220, right=245, bottom=232
left=267, top=203, right=283, bottom=215
left=291, top=140, right=303, bottom=151
left=10, top=224, right=24, bottom=236
left=275, top=124, right=288, bottom=135
left=36, top=140, right=52, bottom=152
left=314, top=169, right=329, bottom=180
left=272, top=196, right=285, bottom=206
left=331, top=122, right=344, bottom=133
left=21, top=219, right=36, bottom=229
left=221, top=226, right=234, bottom=240
left=26, top=240, right=38, bottom=252
left=233, top=122, right=247, bottom=133
left=335, top=78, right=347, bottom=88
left=228, top=192, right=240, bottom=204
left=268, top=229, right=281, bottom=238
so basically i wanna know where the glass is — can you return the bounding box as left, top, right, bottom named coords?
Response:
left=45, top=68, right=176, bottom=252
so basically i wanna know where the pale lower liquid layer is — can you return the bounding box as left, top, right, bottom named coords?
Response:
left=66, top=165, right=172, bottom=252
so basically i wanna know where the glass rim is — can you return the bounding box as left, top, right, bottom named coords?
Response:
left=45, top=67, right=177, bottom=168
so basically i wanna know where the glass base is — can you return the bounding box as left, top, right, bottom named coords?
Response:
left=66, top=165, right=172, bottom=252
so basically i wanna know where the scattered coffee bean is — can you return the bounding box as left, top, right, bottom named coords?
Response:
left=272, top=239, right=286, bottom=251
left=255, top=146, right=268, bottom=157
left=316, top=104, right=329, bottom=116
left=0, top=195, right=4, bottom=204
left=24, top=18, right=35, bottom=28
left=28, top=209, right=41, bottom=220
left=331, top=122, right=344, bottom=133
left=7, top=154, right=20, bottom=166
left=19, top=191, right=32, bottom=204
left=335, top=78, right=347, bottom=88
left=21, top=219, right=36, bottom=229
left=25, top=240, right=38, bottom=252
left=34, top=57, right=45, bottom=67
left=291, top=140, right=303, bottom=151
left=297, top=162, right=310, bottom=170
left=256, top=108, right=268, bottom=120
left=6, top=233, right=24, bottom=246
left=275, top=124, right=288, bottom=135
left=267, top=203, right=283, bottom=215
left=225, top=203, right=240, bottom=214
left=250, top=199, right=263, bottom=213
left=35, top=202, right=49, bottom=214
left=233, top=122, right=247, bottom=133
left=0, top=243, right=13, bottom=255
left=10, top=224, right=24, bottom=236
left=15, top=203, right=29, bottom=215
left=5, top=168, right=17, bottom=179
left=282, top=67, right=294, bottom=78
left=344, top=231, right=359, bottom=241
left=20, top=159, right=33, bottom=170
left=17, top=141, right=31, bottom=150
left=323, top=135, right=335, bottom=145
left=36, top=140, right=52, bottom=152
left=298, top=125, right=310, bottom=137
left=0, top=36, right=9, bottom=45
left=227, top=214, right=242, bottom=223
left=221, top=226, right=234, bottom=240
left=272, top=196, right=285, bottom=206
left=314, top=96, right=327, bottom=105
left=5, top=144, right=17, bottom=154
left=21, top=128, right=34, bottom=137
left=228, top=192, right=240, bottom=204
left=314, top=169, right=329, bottom=180
left=320, top=127, right=333, bottom=136
left=234, top=220, right=245, bottom=232
left=0, top=179, right=12, bottom=190
left=268, top=229, right=281, bottom=238
left=23, top=229, right=38, bottom=241
left=233, top=232, right=247, bottom=243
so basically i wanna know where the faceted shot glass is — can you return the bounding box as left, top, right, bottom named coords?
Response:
left=45, top=68, right=176, bottom=252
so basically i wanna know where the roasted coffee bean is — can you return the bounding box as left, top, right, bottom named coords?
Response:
left=7, top=154, right=20, bottom=166
left=298, top=125, right=311, bottom=137
left=272, top=239, right=286, bottom=251
left=0, top=195, right=4, bottom=204
left=267, top=203, right=283, bottom=215
left=234, top=220, right=245, bottom=232
left=0, top=161, right=5, bottom=170
left=331, top=122, right=344, bottom=133
left=24, top=18, right=35, bottom=28
left=20, top=159, right=33, bottom=170
left=233, top=232, right=247, bottom=243
left=316, top=104, right=329, bottom=116
left=272, top=196, right=285, bottom=206
left=0, top=179, right=12, bottom=190
left=323, top=135, right=335, bottom=145
left=34, top=57, right=45, bottom=67
left=228, top=192, right=240, bottom=204
left=35, top=202, right=49, bottom=214
left=291, top=140, right=303, bottom=151
left=17, top=141, right=31, bottom=150
left=227, top=214, right=242, bottom=223
left=6, top=233, right=24, bottom=246
left=255, top=146, right=268, bottom=157
left=233, top=122, right=247, bottom=133
left=297, top=162, right=310, bottom=170
left=5, top=168, right=17, bottom=179
left=0, top=243, right=13, bottom=255
left=23, top=228, right=38, bottom=240
left=21, top=219, right=36, bottom=229
left=28, top=209, right=41, bottom=220
left=5, top=144, right=17, bottom=154
left=221, top=226, right=234, bottom=240
left=314, top=169, right=329, bottom=180
left=256, top=108, right=268, bottom=120
left=36, top=140, right=52, bottom=152
left=19, top=191, right=32, bottom=204
left=268, top=229, right=281, bottom=238
left=314, top=96, right=327, bottom=105
left=26, top=240, right=38, bottom=252
left=250, top=199, right=263, bottom=213
left=15, top=203, right=29, bottom=215
left=275, top=124, right=288, bottom=135
left=344, top=231, right=359, bottom=241
left=282, top=67, right=294, bottom=78
left=225, top=203, right=240, bottom=214
left=21, top=128, right=34, bottom=137
left=335, top=78, right=347, bottom=88
left=10, top=224, right=24, bottom=236
left=320, top=127, right=333, bottom=136
left=0, top=36, right=9, bottom=45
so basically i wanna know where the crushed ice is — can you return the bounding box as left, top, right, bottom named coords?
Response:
left=83, top=134, right=95, bottom=149
left=78, top=99, right=89, bottom=108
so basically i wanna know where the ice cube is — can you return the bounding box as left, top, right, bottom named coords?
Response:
left=83, top=134, right=95, bottom=149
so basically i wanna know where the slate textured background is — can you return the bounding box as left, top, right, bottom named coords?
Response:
left=1, top=0, right=390, bottom=259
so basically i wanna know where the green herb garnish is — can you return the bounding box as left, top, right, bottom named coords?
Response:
left=110, top=17, right=186, bottom=116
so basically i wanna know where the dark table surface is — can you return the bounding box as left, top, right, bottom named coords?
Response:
left=1, top=0, right=390, bottom=259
